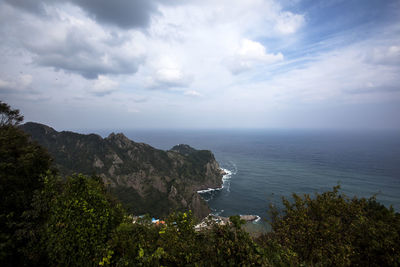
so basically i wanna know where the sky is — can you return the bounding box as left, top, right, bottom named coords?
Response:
left=0, top=0, right=399, bottom=130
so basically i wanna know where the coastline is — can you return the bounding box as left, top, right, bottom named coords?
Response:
left=196, top=167, right=262, bottom=226
left=197, top=168, right=231, bottom=194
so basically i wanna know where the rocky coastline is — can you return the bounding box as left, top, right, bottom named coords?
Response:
left=20, top=122, right=225, bottom=219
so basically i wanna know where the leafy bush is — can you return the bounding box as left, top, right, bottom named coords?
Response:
left=268, top=186, right=400, bottom=266
left=44, top=174, right=124, bottom=266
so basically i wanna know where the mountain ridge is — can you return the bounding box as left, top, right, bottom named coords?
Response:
left=20, top=122, right=224, bottom=219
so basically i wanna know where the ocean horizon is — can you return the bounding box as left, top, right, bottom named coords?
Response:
left=77, top=128, right=400, bottom=221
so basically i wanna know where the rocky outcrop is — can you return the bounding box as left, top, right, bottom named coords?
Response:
left=20, top=122, right=223, bottom=219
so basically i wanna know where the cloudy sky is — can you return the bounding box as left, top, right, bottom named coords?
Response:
left=0, top=0, right=399, bottom=130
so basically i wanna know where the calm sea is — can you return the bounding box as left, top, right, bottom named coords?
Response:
left=88, top=129, right=400, bottom=221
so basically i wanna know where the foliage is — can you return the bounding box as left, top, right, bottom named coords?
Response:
left=44, top=174, right=124, bottom=267
left=201, top=215, right=270, bottom=266
left=112, top=186, right=174, bottom=218
left=350, top=198, right=400, bottom=266
left=106, top=212, right=271, bottom=266
left=0, top=120, right=52, bottom=265
left=19, top=172, right=64, bottom=266
left=0, top=101, right=23, bottom=126
left=255, top=234, right=302, bottom=267
left=268, top=186, right=400, bottom=266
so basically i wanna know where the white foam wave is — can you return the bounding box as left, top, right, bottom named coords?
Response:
left=197, top=163, right=237, bottom=201
left=197, top=187, right=222, bottom=194
left=229, top=161, right=238, bottom=175
left=221, top=168, right=232, bottom=192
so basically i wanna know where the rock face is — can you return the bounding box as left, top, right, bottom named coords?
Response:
left=20, top=122, right=224, bottom=219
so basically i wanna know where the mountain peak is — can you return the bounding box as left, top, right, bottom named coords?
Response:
left=170, top=144, right=197, bottom=156
left=107, top=132, right=128, bottom=140
left=21, top=122, right=57, bottom=135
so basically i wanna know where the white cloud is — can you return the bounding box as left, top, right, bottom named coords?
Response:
left=224, top=39, right=283, bottom=74
left=144, top=55, right=193, bottom=89
left=364, top=45, right=400, bottom=66
left=0, top=74, right=34, bottom=93
left=184, top=90, right=201, bottom=97
left=0, top=78, right=13, bottom=89
left=250, top=42, right=400, bottom=106
left=91, top=75, right=119, bottom=96
left=19, top=74, right=33, bottom=87
left=274, top=11, right=305, bottom=35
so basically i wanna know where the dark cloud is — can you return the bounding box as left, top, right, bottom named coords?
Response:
left=3, top=0, right=162, bottom=30
left=69, top=0, right=157, bottom=29
left=3, top=0, right=47, bottom=16
left=34, top=54, right=141, bottom=79
left=20, top=25, right=144, bottom=79
left=1, top=0, right=163, bottom=80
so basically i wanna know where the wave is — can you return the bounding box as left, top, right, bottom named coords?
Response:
left=221, top=168, right=232, bottom=192
left=197, top=187, right=222, bottom=194
left=239, top=214, right=262, bottom=223
left=197, top=163, right=237, bottom=201
left=197, top=167, right=234, bottom=194
left=229, top=160, right=238, bottom=175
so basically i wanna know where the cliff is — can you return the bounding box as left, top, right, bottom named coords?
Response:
left=20, top=122, right=224, bottom=219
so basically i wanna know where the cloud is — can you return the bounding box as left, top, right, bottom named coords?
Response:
left=253, top=41, right=400, bottom=106
left=0, top=74, right=46, bottom=103
left=145, top=55, right=193, bottom=89
left=2, top=5, right=146, bottom=79
left=0, top=78, right=14, bottom=92
left=4, top=0, right=160, bottom=29
left=274, top=11, right=305, bottom=35
left=68, top=0, right=157, bottom=29
left=19, top=74, right=33, bottom=87
left=145, top=68, right=193, bottom=89
left=0, top=75, right=34, bottom=93
left=3, top=0, right=47, bottom=16
left=364, top=45, right=400, bottom=66
left=153, top=68, right=193, bottom=87
left=90, top=76, right=119, bottom=96
left=184, top=90, right=201, bottom=97
left=224, top=39, right=283, bottom=74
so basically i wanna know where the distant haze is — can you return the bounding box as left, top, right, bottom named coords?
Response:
left=1, top=0, right=399, bottom=130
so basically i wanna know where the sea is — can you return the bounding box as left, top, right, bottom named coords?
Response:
left=89, top=128, right=400, bottom=229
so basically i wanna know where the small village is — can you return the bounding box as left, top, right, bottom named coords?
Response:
left=130, top=214, right=260, bottom=231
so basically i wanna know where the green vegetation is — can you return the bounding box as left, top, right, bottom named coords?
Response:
left=265, top=186, right=400, bottom=266
left=0, top=101, right=52, bottom=266
left=45, top=174, right=124, bottom=266
left=0, top=101, right=23, bottom=126
left=1, top=101, right=399, bottom=266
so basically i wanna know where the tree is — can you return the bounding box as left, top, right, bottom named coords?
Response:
left=0, top=102, right=52, bottom=266
left=268, top=186, right=400, bottom=266
left=201, top=215, right=269, bottom=266
left=45, top=174, right=124, bottom=267
left=0, top=101, right=23, bottom=126
left=19, top=172, right=64, bottom=266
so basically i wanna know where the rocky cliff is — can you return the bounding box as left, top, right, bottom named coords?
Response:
left=20, top=122, right=224, bottom=219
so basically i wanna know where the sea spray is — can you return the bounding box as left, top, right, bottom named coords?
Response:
left=197, top=168, right=234, bottom=201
